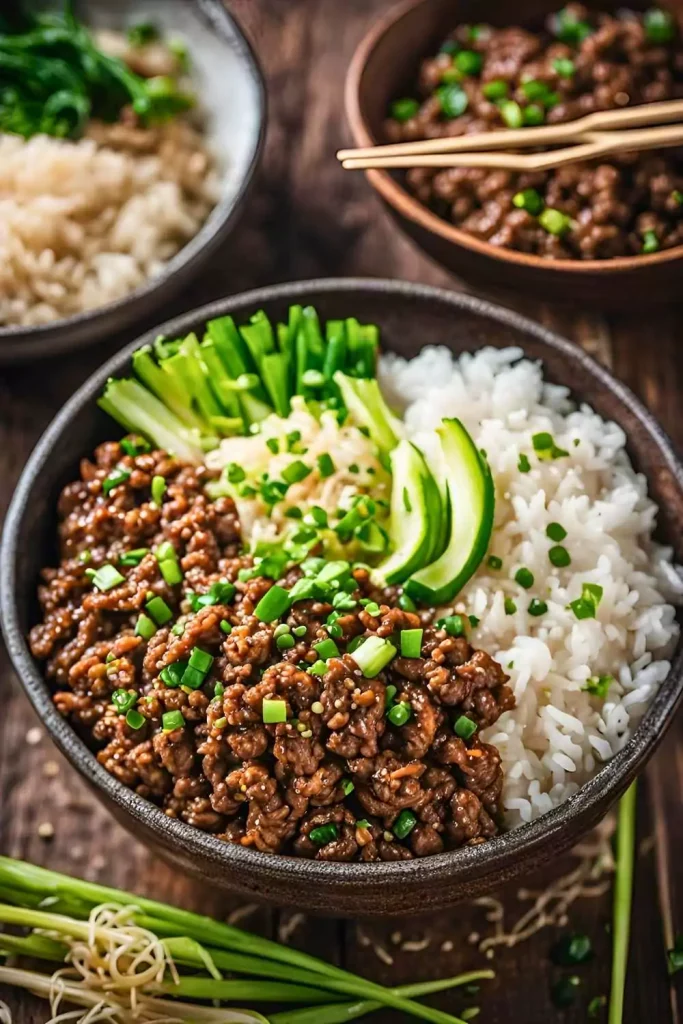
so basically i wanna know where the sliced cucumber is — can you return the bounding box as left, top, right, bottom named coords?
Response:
left=417, top=435, right=451, bottom=564
left=333, top=371, right=402, bottom=455
left=406, top=418, right=494, bottom=606
left=371, top=441, right=440, bottom=586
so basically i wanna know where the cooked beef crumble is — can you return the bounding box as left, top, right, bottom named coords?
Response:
left=385, top=5, right=683, bottom=259
left=30, top=439, right=514, bottom=861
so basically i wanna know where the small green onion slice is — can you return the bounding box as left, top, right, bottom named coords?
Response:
left=112, top=689, right=137, bottom=714
left=499, top=99, right=523, bottom=128
left=455, top=49, right=482, bottom=75
left=515, top=567, right=534, bottom=589
left=504, top=597, right=517, bottom=615
left=226, top=462, right=246, bottom=484
left=641, top=229, right=660, bottom=254
left=454, top=714, right=477, bottom=740
left=518, top=453, right=531, bottom=473
left=151, top=475, right=166, bottom=506
left=351, top=635, right=397, bottom=678
left=102, top=467, right=131, bottom=496
left=523, top=103, right=545, bottom=126
left=387, top=702, right=412, bottom=727
left=400, top=628, right=423, bottom=659
left=145, top=595, right=173, bottom=625
left=391, top=97, right=420, bottom=122
left=282, top=460, right=311, bottom=485
left=549, top=545, right=571, bottom=568
left=437, top=82, right=469, bottom=118
left=393, top=810, right=417, bottom=840
left=553, top=57, right=575, bottom=77
left=119, top=548, right=149, bottom=567
left=317, top=453, right=335, bottom=478
left=482, top=79, right=508, bottom=100
left=120, top=435, right=151, bottom=457
left=513, top=188, right=544, bottom=215
left=160, top=661, right=187, bottom=688
left=134, top=613, right=156, bottom=640
left=355, top=818, right=371, bottom=832
left=487, top=555, right=503, bottom=570
left=220, top=619, right=232, bottom=634
left=309, top=823, right=338, bottom=846
left=310, top=660, right=327, bottom=677
left=569, top=582, right=603, bottom=620
left=254, top=585, right=291, bottom=623
left=546, top=522, right=567, bottom=541
left=398, top=593, right=417, bottom=612
left=262, top=698, right=288, bottom=724
left=539, top=208, right=572, bottom=236
left=125, top=708, right=145, bottom=730
left=159, top=560, right=182, bottom=586
left=644, top=7, right=675, bottom=43
left=441, top=614, right=466, bottom=637
left=188, top=647, right=213, bottom=673
left=314, top=638, right=340, bottom=661
left=342, top=778, right=354, bottom=796
left=276, top=633, right=295, bottom=650
left=162, top=710, right=185, bottom=732
left=90, top=564, right=125, bottom=592
left=528, top=597, right=548, bottom=616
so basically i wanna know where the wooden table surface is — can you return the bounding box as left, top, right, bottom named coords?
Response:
left=1, top=1, right=683, bottom=1021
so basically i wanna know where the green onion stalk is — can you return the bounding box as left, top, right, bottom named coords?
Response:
left=608, top=782, right=637, bottom=1024
left=0, top=857, right=491, bottom=1024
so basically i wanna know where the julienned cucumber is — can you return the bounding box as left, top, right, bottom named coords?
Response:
left=406, top=418, right=494, bottom=605
left=371, top=441, right=440, bottom=586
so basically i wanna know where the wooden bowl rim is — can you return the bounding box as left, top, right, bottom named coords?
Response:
left=344, top=0, right=683, bottom=276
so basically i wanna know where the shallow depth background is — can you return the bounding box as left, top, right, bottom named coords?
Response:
left=1, top=1, right=682, bottom=1021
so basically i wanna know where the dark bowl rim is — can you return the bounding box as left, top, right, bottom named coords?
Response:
left=0, top=0, right=268, bottom=357
left=344, top=0, right=683, bottom=276
left=2, top=276, right=682, bottom=887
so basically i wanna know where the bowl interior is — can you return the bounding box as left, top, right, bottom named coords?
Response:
left=0, top=0, right=265, bottom=360
left=3, top=279, right=683, bottom=913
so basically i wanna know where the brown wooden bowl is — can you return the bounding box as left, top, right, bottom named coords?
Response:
left=344, top=0, right=683, bottom=308
left=2, top=279, right=683, bottom=916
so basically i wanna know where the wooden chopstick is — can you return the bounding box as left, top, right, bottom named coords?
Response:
left=336, top=98, right=683, bottom=161
left=340, top=123, right=683, bottom=173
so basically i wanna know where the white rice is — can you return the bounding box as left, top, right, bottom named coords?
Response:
left=380, top=345, right=682, bottom=828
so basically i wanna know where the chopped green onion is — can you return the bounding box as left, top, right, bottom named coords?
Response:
left=469, top=615, right=480, bottom=627
left=276, top=633, right=295, bottom=650
left=214, top=681, right=225, bottom=698
left=539, top=208, right=572, bottom=236
left=515, top=567, right=534, bottom=589
left=437, top=82, right=469, bottom=117
left=180, top=665, right=207, bottom=690
left=504, top=597, right=517, bottom=615
left=482, top=79, right=508, bottom=100
left=189, top=580, right=236, bottom=611
left=302, top=369, right=325, bottom=388
left=226, top=462, right=246, bottom=484
left=551, top=976, right=581, bottom=1009
left=265, top=437, right=280, bottom=455
left=644, top=7, right=675, bottom=43
left=134, top=613, right=156, bottom=640
left=351, top=635, right=396, bottom=677
left=398, top=593, right=417, bottom=612
left=391, top=97, right=420, bottom=122
left=282, top=460, right=311, bottom=485
left=151, top=475, right=166, bottom=506
left=120, top=435, right=151, bottom=457
left=441, top=614, right=466, bottom=637
left=523, top=103, right=545, bottom=125
left=553, top=57, right=575, bottom=77
left=393, top=810, right=417, bottom=839
left=90, top=564, right=125, bottom=592
left=551, top=933, right=593, bottom=966
left=292, top=625, right=307, bottom=638
left=310, top=659, right=327, bottom=676
left=112, top=689, right=137, bottom=714
left=314, top=638, right=340, bottom=661
left=546, top=522, right=567, bottom=541
left=342, top=778, right=355, bottom=796
left=454, top=715, right=477, bottom=740
left=356, top=818, right=371, bottom=831
left=262, top=698, right=287, bottom=724
left=188, top=648, right=213, bottom=673
left=642, top=229, right=660, bottom=254
left=487, top=555, right=503, bottom=570
left=158, top=559, right=182, bottom=586
left=387, top=702, right=412, bottom=727
left=219, top=619, right=232, bottom=634
left=499, top=100, right=523, bottom=128
left=125, top=709, right=145, bottom=730
left=569, top=582, right=603, bottom=620
left=583, top=674, right=613, bottom=698
left=254, top=585, right=290, bottom=623
left=518, top=453, right=531, bottom=473
left=162, top=710, right=185, bottom=732
left=672, top=189, right=683, bottom=206
left=400, top=628, right=423, bottom=658
left=317, top=453, right=335, bottom=478
left=213, top=716, right=227, bottom=729
left=102, top=467, right=131, bottom=496
left=119, top=547, right=149, bottom=567
left=455, top=50, right=483, bottom=75
left=273, top=623, right=291, bottom=638
left=588, top=995, right=608, bottom=1018
left=145, top=595, right=173, bottom=625
left=309, top=823, right=338, bottom=845
left=78, top=550, right=92, bottom=564
left=513, top=188, right=544, bottom=215
left=160, top=661, right=187, bottom=688
left=528, top=598, right=548, bottom=616
left=553, top=7, right=593, bottom=44
left=549, top=545, right=571, bottom=567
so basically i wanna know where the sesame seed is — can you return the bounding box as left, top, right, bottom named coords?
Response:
left=311, top=701, right=324, bottom=714
left=43, top=760, right=60, bottom=778
left=26, top=727, right=42, bottom=746
left=38, top=822, right=55, bottom=840
left=441, top=940, right=454, bottom=952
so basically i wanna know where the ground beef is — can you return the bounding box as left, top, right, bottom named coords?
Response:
left=385, top=5, right=683, bottom=259
left=30, top=438, right=514, bottom=861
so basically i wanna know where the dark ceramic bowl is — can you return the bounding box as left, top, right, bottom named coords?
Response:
left=2, top=279, right=683, bottom=915
left=344, top=0, right=683, bottom=308
left=0, top=0, right=266, bottom=365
